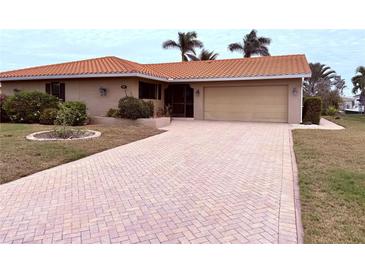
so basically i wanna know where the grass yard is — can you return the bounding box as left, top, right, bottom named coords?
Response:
left=0, top=123, right=163, bottom=184
left=293, top=115, right=365, bottom=243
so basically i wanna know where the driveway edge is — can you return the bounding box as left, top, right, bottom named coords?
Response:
left=288, top=130, right=304, bottom=244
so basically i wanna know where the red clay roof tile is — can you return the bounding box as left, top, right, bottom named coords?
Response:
left=0, top=54, right=311, bottom=81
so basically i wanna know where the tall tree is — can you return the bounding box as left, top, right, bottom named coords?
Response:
left=162, top=31, right=203, bottom=61
left=186, top=49, right=218, bottom=61
left=228, top=29, right=271, bottom=58
left=303, top=63, right=337, bottom=96
left=352, top=66, right=365, bottom=95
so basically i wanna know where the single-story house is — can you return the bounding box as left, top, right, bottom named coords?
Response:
left=0, top=54, right=311, bottom=123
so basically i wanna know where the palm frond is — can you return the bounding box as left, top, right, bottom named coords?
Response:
left=162, top=40, right=180, bottom=49
left=356, top=66, right=365, bottom=74
left=351, top=65, right=365, bottom=94
left=228, top=42, right=244, bottom=53
left=258, top=37, right=271, bottom=45
left=256, top=46, right=270, bottom=56
left=200, top=49, right=218, bottom=60
left=190, top=40, right=204, bottom=49
left=352, top=75, right=362, bottom=82
left=186, top=53, right=200, bottom=61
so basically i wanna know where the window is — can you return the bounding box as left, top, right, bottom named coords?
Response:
left=139, top=81, right=161, bottom=100
left=46, top=82, right=65, bottom=101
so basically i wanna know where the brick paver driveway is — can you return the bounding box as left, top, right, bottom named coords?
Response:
left=0, top=120, right=300, bottom=244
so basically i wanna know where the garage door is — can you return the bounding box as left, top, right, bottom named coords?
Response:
left=204, top=85, right=288, bottom=122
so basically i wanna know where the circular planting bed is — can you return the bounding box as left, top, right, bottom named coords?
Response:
left=26, top=129, right=101, bottom=141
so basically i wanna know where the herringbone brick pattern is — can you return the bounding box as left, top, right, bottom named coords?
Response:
left=0, top=121, right=298, bottom=244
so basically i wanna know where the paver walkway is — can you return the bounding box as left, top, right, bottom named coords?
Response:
left=0, top=121, right=299, bottom=244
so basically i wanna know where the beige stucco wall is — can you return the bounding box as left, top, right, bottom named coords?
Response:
left=1, top=77, right=303, bottom=123
left=1, top=77, right=166, bottom=116
left=190, top=78, right=303, bottom=124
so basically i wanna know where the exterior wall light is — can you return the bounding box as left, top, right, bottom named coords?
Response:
left=99, top=87, right=107, bottom=96
left=120, top=84, right=128, bottom=96
left=195, top=89, right=200, bottom=96
left=292, top=87, right=298, bottom=96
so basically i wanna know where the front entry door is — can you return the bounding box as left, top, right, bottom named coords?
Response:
left=165, top=85, right=194, bottom=117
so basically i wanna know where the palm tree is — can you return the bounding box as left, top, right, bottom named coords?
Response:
left=186, top=49, right=218, bottom=61
left=352, top=66, right=365, bottom=95
left=303, top=63, right=337, bottom=96
left=228, top=29, right=271, bottom=58
left=162, top=31, right=203, bottom=61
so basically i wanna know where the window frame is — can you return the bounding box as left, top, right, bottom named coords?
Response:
left=46, top=82, right=65, bottom=101
left=139, top=81, right=161, bottom=100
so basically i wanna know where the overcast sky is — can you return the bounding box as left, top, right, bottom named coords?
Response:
left=1, top=29, right=364, bottom=95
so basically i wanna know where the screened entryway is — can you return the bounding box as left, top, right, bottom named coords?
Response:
left=164, top=84, right=194, bottom=117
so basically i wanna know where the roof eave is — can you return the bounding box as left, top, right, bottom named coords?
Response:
left=0, top=73, right=311, bottom=82
left=0, top=73, right=169, bottom=82
left=170, top=73, right=311, bottom=82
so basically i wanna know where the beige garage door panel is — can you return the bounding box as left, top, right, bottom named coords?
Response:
left=204, top=85, right=288, bottom=122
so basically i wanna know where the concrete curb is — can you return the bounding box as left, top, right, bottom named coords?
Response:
left=26, top=130, right=101, bottom=141
left=288, top=130, right=304, bottom=244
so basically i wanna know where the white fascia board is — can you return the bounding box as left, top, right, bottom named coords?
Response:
left=0, top=73, right=311, bottom=82
left=170, top=74, right=311, bottom=82
left=0, top=73, right=169, bottom=82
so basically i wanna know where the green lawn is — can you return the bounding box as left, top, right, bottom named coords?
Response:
left=293, top=115, right=365, bottom=243
left=0, top=123, right=163, bottom=184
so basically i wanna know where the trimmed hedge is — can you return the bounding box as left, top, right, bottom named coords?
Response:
left=55, top=101, right=87, bottom=126
left=40, top=108, right=59, bottom=125
left=303, top=97, right=322, bottom=125
left=118, top=97, right=153, bottom=120
left=0, top=94, right=10, bottom=122
left=2, top=91, right=59, bottom=123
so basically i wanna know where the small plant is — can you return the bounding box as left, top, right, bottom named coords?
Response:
left=0, top=94, right=10, bottom=122
left=156, top=107, right=164, bottom=117
left=118, top=96, right=152, bottom=120
left=156, top=105, right=172, bottom=117
left=2, top=91, right=59, bottom=123
left=53, top=126, right=79, bottom=139
left=39, top=108, right=59, bottom=125
left=303, top=97, right=322, bottom=125
left=55, top=101, right=87, bottom=126
left=106, top=108, right=120, bottom=118
left=326, top=106, right=337, bottom=116
left=165, top=104, right=172, bottom=117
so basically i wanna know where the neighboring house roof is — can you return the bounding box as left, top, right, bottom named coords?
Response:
left=0, top=54, right=311, bottom=82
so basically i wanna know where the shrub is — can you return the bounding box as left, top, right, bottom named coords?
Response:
left=145, top=100, right=154, bottom=117
left=2, top=91, right=59, bottom=123
left=39, top=108, right=59, bottom=125
left=55, top=101, right=87, bottom=126
left=106, top=108, right=119, bottom=118
left=319, top=91, right=342, bottom=115
left=0, top=94, right=10, bottom=122
left=303, top=97, right=322, bottom=125
left=326, top=106, right=337, bottom=116
left=118, top=96, right=151, bottom=120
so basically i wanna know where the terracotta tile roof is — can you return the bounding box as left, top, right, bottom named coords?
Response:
left=0, top=56, right=161, bottom=79
left=0, top=54, right=310, bottom=81
left=145, top=54, right=311, bottom=80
